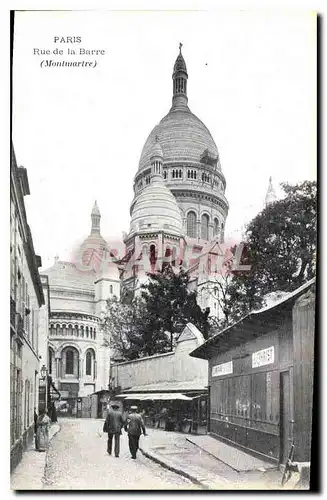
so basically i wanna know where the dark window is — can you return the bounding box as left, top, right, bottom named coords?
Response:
left=86, top=351, right=92, bottom=376
left=187, top=211, right=197, bottom=238
left=66, top=350, right=74, bottom=375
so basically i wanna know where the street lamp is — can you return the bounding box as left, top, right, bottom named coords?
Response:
left=41, top=364, right=48, bottom=413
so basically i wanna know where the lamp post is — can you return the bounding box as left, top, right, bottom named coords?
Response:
left=40, top=364, right=48, bottom=413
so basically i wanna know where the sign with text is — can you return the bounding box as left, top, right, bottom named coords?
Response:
left=212, top=361, right=233, bottom=377
left=252, top=346, right=275, bottom=368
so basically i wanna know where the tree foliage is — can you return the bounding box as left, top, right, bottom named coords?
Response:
left=227, top=181, right=317, bottom=322
left=103, top=266, right=211, bottom=360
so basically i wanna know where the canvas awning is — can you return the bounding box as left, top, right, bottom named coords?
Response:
left=119, top=393, right=192, bottom=401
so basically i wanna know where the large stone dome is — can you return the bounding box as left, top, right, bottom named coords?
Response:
left=130, top=175, right=183, bottom=236
left=138, top=109, right=219, bottom=171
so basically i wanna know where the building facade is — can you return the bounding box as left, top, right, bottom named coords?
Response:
left=10, top=147, right=45, bottom=471
left=41, top=203, right=117, bottom=412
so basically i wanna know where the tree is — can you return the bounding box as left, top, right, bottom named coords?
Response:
left=140, top=266, right=212, bottom=344
left=227, top=181, right=317, bottom=322
left=103, top=295, right=173, bottom=361
left=103, top=266, right=212, bottom=360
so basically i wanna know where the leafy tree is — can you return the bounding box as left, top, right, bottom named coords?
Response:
left=227, top=181, right=317, bottom=322
left=103, top=266, right=212, bottom=360
left=103, top=296, right=171, bottom=360
left=140, top=266, right=211, bottom=344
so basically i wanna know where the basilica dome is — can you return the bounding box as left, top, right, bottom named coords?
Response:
left=130, top=174, right=183, bottom=236
left=138, top=109, right=219, bottom=171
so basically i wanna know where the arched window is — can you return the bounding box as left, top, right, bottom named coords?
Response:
left=163, top=171, right=167, bottom=179
left=75, top=325, right=79, bottom=337
left=214, top=218, right=219, bottom=236
left=66, top=350, right=74, bottom=375
left=194, top=171, right=197, bottom=180
left=86, top=351, right=92, bottom=376
left=86, top=326, right=89, bottom=338
left=201, top=214, right=209, bottom=240
left=179, top=169, right=182, bottom=178
left=187, top=211, right=197, bottom=238
left=110, top=285, right=113, bottom=294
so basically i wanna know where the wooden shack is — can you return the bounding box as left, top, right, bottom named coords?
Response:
left=190, top=279, right=315, bottom=465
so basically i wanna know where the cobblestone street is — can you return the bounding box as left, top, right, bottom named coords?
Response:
left=43, top=419, right=199, bottom=490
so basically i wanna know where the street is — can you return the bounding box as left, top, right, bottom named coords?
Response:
left=43, top=418, right=199, bottom=490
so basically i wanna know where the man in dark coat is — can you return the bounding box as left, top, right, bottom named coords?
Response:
left=124, top=406, right=146, bottom=459
left=103, top=403, right=125, bottom=458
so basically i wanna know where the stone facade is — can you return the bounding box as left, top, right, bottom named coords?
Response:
left=10, top=146, right=45, bottom=471
left=42, top=203, right=116, bottom=402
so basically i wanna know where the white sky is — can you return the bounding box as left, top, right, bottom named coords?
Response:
left=12, top=9, right=317, bottom=270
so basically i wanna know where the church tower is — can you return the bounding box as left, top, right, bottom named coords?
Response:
left=265, top=176, right=277, bottom=206
left=171, top=42, right=189, bottom=110
left=132, top=44, right=228, bottom=244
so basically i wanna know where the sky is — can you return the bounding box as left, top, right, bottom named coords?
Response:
left=12, top=9, right=317, bottom=270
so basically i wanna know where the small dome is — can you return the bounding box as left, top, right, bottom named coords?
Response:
left=130, top=177, right=183, bottom=236
left=42, top=260, right=96, bottom=291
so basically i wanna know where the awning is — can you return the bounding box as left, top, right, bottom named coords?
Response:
left=119, top=393, right=193, bottom=401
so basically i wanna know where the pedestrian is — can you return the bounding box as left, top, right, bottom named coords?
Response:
left=124, top=405, right=147, bottom=459
left=103, top=403, right=125, bottom=458
left=34, top=408, right=39, bottom=450
left=36, top=409, right=51, bottom=452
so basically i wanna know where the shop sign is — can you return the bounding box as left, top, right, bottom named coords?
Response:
left=252, top=346, right=275, bottom=368
left=212, top=360, right=233, bottom=377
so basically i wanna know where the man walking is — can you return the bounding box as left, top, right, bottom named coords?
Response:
left=103, top=402, right=125, bottom=458
left=125, top=406, right=146, bottom=459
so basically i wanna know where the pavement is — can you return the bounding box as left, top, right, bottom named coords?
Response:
left=10, top=422, right=60, bottom=490
left=139, top=428, right=305, bottom=490
left=12, top=418, right=199, bottom=490
left=10, top=419, right=307, bottom=491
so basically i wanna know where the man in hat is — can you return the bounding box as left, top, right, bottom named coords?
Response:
left=124, top=406, right=147, bottom=459
left=103, top=402, right=125, bottom=458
